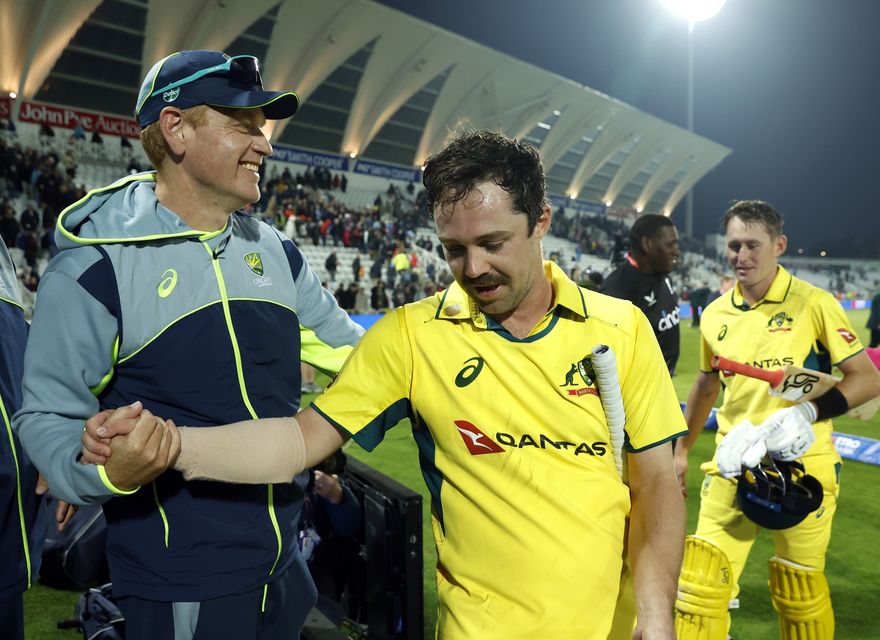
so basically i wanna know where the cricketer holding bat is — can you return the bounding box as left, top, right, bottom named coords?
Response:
left=673, top=200, right=880, bottom=639
left=85, top=131, right=688, bottom=639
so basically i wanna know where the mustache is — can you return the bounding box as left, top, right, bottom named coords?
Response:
left=463, top=275, right=508, bottom=288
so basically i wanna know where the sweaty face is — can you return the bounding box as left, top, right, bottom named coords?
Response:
left=645, top=225, right=680, bottom=275
left=434, top=181, right=549, bottom=319
left=725, top=216, right=786, bottom=296
left=183, top=107, right=271, bottom=212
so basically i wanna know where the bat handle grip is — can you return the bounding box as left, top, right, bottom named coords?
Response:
left=711, top=356, right=785, bottom=387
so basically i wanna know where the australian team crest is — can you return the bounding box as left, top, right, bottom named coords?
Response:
left=244, top=252, right=264, bottom=276
left=767, top=311, right=793, bottom=332
left=560, top=356, right=598, bottom=397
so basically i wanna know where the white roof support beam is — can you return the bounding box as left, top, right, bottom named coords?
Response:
left=143, top=0, right=279, bottom=78
left=566, top=107, right=641, bottom=198
left=4, top=0, right=730, bottom=212
left=601, top=128, right=672, bottom=206
left=264, top=0, right=386, bottom=143
left=540, top=96, right=616, bottom=169
left=662, top=147, right=729, bottom=214
left=1, top=0, right=101, bottom=100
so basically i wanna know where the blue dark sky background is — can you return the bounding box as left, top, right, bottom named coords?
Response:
left=377, top=0, right=879, bottom=258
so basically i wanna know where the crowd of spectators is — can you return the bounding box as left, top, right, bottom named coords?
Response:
left=252, top=165, right=449, bottom=313
left=3, top=122, right=877, bottom=317
left=0, top=128, right=89, bottom=302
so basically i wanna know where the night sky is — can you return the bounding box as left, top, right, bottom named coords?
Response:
left=377, top=0, right=879, bottom=258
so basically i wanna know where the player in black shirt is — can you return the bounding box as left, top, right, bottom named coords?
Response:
left=600, top=213, right=681, bottom=374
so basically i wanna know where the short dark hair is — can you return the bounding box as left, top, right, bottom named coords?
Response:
left=628, top=213, right=676, bottom=254
left=722, top=200, right=784, bottom=237
left=422, top=130, right=548, bottom=234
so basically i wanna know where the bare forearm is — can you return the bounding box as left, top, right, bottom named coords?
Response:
left=836, top=352, right=880, bottom=409
left=629, top=449, right=686, bottom=635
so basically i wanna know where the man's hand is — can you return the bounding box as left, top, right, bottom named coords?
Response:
left=103, top=407, right=181, bottom=491
left=716, top=421, right=768, bottom=478
left=36, top=474, right=77, bottom=531
left=763, top=403, right=817, bottom=461
left=313, top=470, right=344, bottom=505
left=81, top=402, right=144, bottom=465
left=673, top=447, right=689, bottom=497
left=632, top=621, right=675, bottom=640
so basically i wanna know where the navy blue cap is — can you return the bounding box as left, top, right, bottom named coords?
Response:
left=135, top=50, right=298, bottom=128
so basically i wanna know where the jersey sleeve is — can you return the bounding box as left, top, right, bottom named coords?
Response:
left=299, top=327, right=354, bottom=377
left=810, top=289, right=864, bottom=365
left=310, top=308, right=413, bottom=451
left=699, top=326, right=715, bottom=373
left=621, top=306, right=687, bottom=451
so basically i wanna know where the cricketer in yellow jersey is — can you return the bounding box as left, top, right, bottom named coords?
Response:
left=673, top=200, right=880, bottom=640
left=85, top=132, right=688, bottom=640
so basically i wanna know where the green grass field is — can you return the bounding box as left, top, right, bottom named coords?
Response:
left=24, top=311, right=879, bottom=639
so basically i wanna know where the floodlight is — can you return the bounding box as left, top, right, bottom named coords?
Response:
left=662, top=0, right=727, bottom=23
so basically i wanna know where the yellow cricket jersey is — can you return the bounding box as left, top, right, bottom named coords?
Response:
left=699, top=266, right=864, bottom=464
left=312, top=262, right=686, bottom=639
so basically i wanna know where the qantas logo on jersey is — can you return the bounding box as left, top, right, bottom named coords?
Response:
left=455, top=420, right=504, bottom=454
left=836, top=328, right=857, bottom=344
left=767, top=311, right=794, bottom=332
left=454, top=420, right=608, bottom=458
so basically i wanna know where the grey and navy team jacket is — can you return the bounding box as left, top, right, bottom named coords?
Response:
left=0, top=243, right=46, bottom=601
left=12, top=173, right=364, bottom=602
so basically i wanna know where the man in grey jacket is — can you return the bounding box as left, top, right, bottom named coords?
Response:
left=14, top=50, right=363, bottom=640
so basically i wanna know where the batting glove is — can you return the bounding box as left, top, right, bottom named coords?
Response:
left=716, top=420, right=768, bottom=478
left=762, top=403, right=817, bottom=461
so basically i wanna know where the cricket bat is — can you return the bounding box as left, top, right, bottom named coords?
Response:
left=711, top=355, right=879, bottom=420
left=581, top=345, right=626, bottom=481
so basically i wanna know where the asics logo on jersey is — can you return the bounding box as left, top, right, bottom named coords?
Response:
left=157, top=268, right=178, bottom=298
left=455, top=357, right=484, bottom=387
left=658, top=307, right=680, bottom=332
left=455, top=420, right=504, bottom=454
left=454, top=420, right=608, bottom=458
left=718, top=324, right=728, bottom=341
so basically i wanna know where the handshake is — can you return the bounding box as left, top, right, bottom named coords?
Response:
left=80, top=401, right=181, bottom=491
left=716, top=403, right=817, bottom=478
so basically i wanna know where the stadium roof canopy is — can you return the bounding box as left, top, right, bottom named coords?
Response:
left=1, top=0, right=731, bottom=214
